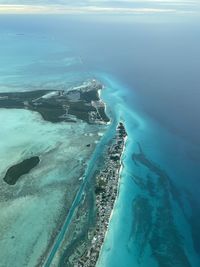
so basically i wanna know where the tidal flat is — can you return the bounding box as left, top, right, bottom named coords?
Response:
left=0, top=81, right=108, bottom=267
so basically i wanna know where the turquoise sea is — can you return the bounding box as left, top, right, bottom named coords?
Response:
left=0, top=12, right=200, bottom=267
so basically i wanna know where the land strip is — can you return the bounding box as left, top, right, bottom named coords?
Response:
left=0, top=80, right=109, bottom=124
left=59, top=122, right=127, bottom=267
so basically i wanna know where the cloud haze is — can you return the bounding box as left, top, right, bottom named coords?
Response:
left=0, top=0, right=198, bottom=14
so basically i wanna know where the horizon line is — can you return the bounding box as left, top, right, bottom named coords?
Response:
left=0, top=4, right=194, bottom=15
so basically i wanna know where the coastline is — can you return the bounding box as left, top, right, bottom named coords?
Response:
left=96, top=133, right=128, bottom=266
left=70, top=122, right=127, bottom=267
left=97, top=87, right=111, bottom=126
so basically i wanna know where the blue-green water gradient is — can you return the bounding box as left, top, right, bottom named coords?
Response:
left=0, top=13, right=200, bottom=267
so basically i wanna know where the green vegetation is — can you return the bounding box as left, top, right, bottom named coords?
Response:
left=3, top=156, right=40, bottom=185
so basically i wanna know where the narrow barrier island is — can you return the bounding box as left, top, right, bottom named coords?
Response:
left=66, top=122, right=127, bottom=267
left=91, top=122, right=127, bottom=266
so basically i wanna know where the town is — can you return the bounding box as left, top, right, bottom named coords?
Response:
left=74, top=122, right=127, bottom=267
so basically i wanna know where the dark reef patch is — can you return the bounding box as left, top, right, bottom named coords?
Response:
left=128, top=196, right=152, bottom=259
left=130, top=144, right=192, bottom=267
left=3, top=156, right=40, bottom=185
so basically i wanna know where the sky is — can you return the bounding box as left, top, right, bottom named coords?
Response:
left=0, top=0, right=199, bottom=14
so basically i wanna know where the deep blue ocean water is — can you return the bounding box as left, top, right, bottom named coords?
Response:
left=0, top=13, right=200, bottom=267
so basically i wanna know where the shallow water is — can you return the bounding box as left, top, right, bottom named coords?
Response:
left=0, top=108, right=103, bottom=266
